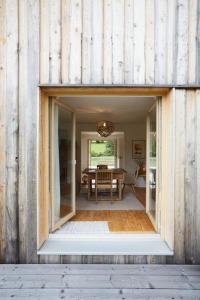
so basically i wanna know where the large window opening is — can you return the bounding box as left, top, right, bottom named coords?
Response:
left=38, top=87, right=174, bottom=255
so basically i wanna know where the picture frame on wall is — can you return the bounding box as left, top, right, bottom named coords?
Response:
left=132, top=140, right=146, bottom=159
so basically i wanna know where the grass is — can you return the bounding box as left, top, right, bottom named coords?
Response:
left=150, top=157, right=156, bottom=168
left=90, top=141, right=115, bottom=167
left=90, top=142, right=107, bottom=153
left=90, top=156, right=115, bottom=167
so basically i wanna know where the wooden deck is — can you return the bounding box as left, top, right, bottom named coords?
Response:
left=0, top=265, right=199, bottom=299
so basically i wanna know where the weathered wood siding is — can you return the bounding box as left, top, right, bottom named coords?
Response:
left=0, top=0, right=200, bottom=263
left=39, top=0, right=200, bottom=85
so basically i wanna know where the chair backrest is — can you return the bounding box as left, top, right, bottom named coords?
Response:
left=82, top=174, right=88, bottom=184
left=134, top=165, right=140, bottom=182
left=96, top=170, right=113, bottom=184
left=97, top=164, right=108, bottom=170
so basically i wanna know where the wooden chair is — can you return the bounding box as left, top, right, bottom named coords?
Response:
left=97, top=164, right=108, bottom=170
left=95, top=170, right=113, bottom=201
left=123, top=165, right=140, bottom=194
left=130, top=165, right=140, bottom=193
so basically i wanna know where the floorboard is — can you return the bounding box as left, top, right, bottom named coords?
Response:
left=0, top=265, right=199, bottom=299
left=71, top=210, right=155, bottom=232
left=135, top=187, right=146, bottom=207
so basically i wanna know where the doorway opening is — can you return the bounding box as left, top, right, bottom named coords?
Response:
left=49, top=95, right=159, bottom=236
left=37, top=86, right=174, bottom=255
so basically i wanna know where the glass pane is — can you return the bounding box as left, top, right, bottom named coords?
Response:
left=148, top=106, right=157, bottom=219
left=53, top=104, right=73, bottom=223
left=89, top=140, right=116, bottom=168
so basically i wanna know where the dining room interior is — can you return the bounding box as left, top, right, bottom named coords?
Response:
left=51, top=95, right=158, bottom=236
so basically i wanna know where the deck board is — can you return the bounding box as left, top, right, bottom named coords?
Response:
left=0, top=265, right=199, bottom=299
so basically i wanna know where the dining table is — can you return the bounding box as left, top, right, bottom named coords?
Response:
left=83, top=168, right=126, bottom=201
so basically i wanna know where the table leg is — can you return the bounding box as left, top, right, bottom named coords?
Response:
left=88, top=178, right=91, bottom=200
left=119, top=179, right=122, bottom=200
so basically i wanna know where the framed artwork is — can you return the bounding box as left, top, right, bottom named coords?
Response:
left=132, top=140, right=146, bottom=159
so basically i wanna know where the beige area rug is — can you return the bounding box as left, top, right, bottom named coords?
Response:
left=76, top=188, right=144, bottom=211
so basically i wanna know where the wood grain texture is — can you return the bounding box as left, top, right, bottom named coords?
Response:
left=0, top=264, right=199, bottom=299
left=41, top=86, right=170, bottom=96
left=162, top=89, right=175, bottom=250
left=167, top=0, right=176, bottom=84
left=185, top=90, right=196, bottom=264
left=0, top=272, right=200, bottom=289
left=195, top=90, right=200, bottom=263
left=124, top=0, right=134, bottom=84
left=133, top=0, right=145, bottom=84
left=49, top=0, right=61, bottom=84
left=188, top=0, right=198, bottom=84
left=18, top=0, right=39, bottom=263
left=145, top=0, right=154, bottom=84
left=90, top=0, right=103, bottom=84
left=0, top=0, right=6, bottom=263
left=175, top=0, right=189, bottom=84
left=40, top=0, right=50, bottom=83
left=197, top=0, right=200, bottom=84
left=112, top=0, right=124, bottom=84
left=38, top=92, right=49, bottom=250
left=154, top=0, right=167, bottom=84
left=37, top=0, right=200, bottom=85
left=173, top=89, right=186, bottom=263
left=1, top=264, right=200, bottom=275
left=68, top=0, right=82, bottom=84
left=82, top=0, right=92, bottom=83
left=5, top=0, right=19, bottom=263
left=70, top=210, right=155, bottom=233
left=61, top=0, right=70, bottom=83
left=103, top=0, right=112, bottom=84
left=1, top=0, right=200, bottom=264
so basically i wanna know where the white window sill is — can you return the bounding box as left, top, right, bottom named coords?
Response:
left=38, top=234, right=173, bottom=256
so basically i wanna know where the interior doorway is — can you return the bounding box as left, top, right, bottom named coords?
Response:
left=49, top=95, right=159, bottom=235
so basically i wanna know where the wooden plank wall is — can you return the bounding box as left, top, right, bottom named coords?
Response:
left=1, top=0, right=19, bottom=263
left=0, top=0, right=200, bottom=263
left=37, top=0, right=200, bottom=85
left=0, top=0, right=6, bottom=263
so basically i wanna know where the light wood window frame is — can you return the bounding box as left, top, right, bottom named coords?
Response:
left=50, top=98, right=76, bottom=232
left=38, top=87, right=174, bottom=251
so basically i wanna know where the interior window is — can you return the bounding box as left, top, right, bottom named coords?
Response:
left=88, top=140, right=117, bottom=168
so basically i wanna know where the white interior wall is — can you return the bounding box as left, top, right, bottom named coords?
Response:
left=75, top=122, right=146, bottom=190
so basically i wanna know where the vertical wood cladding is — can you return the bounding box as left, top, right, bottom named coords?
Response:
left=0, top=0, right=200, bottom=263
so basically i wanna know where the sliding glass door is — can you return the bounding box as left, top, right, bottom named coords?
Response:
left=50, top=99, right=76, bottom=231
left=146, top=103, right=157, bottom=227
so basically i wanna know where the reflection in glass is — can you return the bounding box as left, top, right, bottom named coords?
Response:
left=148, top=106, right=157, bottom=220
left=54, top=104, right=73, bottom=222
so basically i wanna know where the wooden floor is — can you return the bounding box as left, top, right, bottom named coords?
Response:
left=71, top=210, right=155, bottom=232
left=60, top=188, right=152, bottom=233
left=134, top=187, right=146, bottom=208
left=0, top=264, right=199, bottom=299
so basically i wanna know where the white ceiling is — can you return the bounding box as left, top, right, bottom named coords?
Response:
left=58, top=96, right=156, bottom=123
